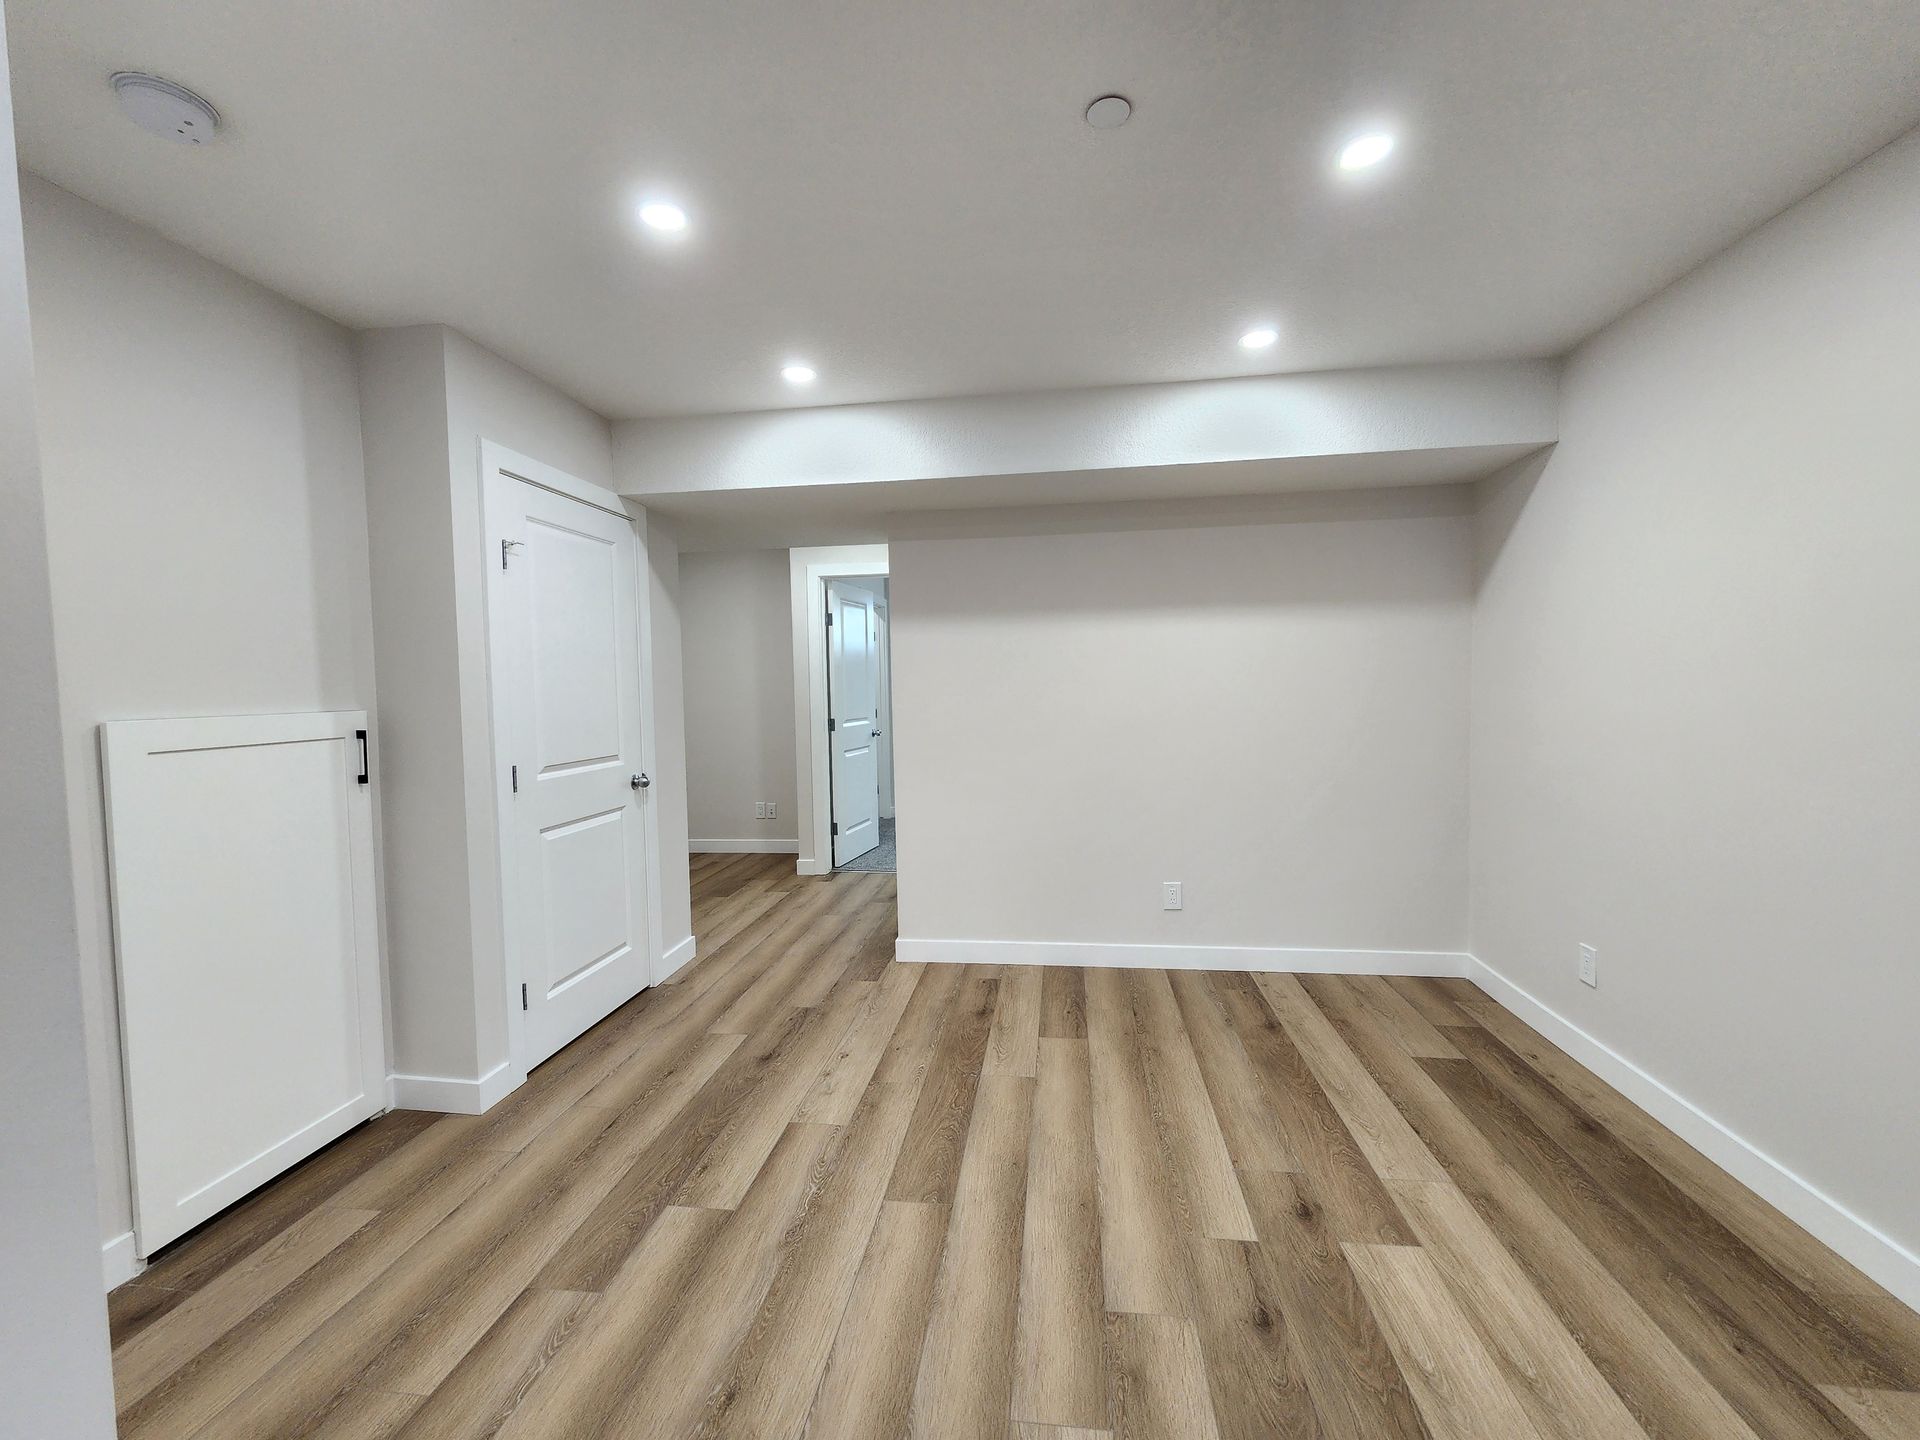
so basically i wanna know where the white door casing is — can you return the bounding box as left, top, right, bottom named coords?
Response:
left=102, top=711, right=385, bottom=1255
left=875, top=601, right=895, bottom=819
left=827, top=580, right=882, bottom=867
left=485, top=463, right=652, bottom=1070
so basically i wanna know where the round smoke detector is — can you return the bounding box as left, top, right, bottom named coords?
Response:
left=110, top=72, right=220, bottom=144
left=1085, top=94, right=1132, bottom=129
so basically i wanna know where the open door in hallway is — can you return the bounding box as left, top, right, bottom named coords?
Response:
left=827, top=578, right=882, bottom=867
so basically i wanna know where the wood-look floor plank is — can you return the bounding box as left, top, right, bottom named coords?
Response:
left=1208, top=973, right=1412, bottom=1246
left=908, top=1073, right=1036, bottom=1439
left=1343, top=1241, right=1544, bottom=1440
left=117, top=1139, right=510, bottom=1440
left=1087, top=968, right=1193, bottom=1317
left=1182, top=1233, right=1322, bottom=1440
left=1041, top=966, right=1088, bottom=1039
left=1014, top=1426, right=1114, bottom=1440
left=1383, top=975, right=1479, bottom=1030
left=807, top=1200, right=951, bottom=1439
left=1340, top=975, right=1463, bottom=1060
left=793, top=960, right=923, bottom=1125
left=112, top=1205, right=377, bottom=1408
left=1013, top=1038, right=1107, bottom=1432
left=1129, top=970, right=1257, bottom=1241
left=886, top=967, right=1000, bottom=1204
left=1237, top=1169, right=1428, bottom=1440
left=1105, top=1311, right=1225, bottom=1440
left=1452, top=1023, right=1919, bottom=1393
left=1420, top=1055, right=1858, bottom=1440
left=393, top=1288, right=596, bottom=1440
left=1457, top=995, right=1899, bottom=1307
left=1169, top=971, right=1301, bottom=1174
left=507, top=1123, right=835, bottom=1439
left=1263, top=975, right=1447, bottom=1185
left=1820, top=1386, right=1920, bottom=1440
left=1384, top=1178, right=1648, bottom=1440
left=695, top=1078, right=925, bottom=1440
left=985, top=964, right=1043, bottom=1076
left=1300, top=968, right=1764, bottom=1440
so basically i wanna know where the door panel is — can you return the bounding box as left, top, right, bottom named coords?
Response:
left=828, top=581, right=882, bottom=867
left=490, top=475, right=651, bottom=1069
left=102, top=711, right=384, bottom=1254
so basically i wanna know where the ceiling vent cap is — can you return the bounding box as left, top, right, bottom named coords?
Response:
left=110, top=72, right=220, bottom=144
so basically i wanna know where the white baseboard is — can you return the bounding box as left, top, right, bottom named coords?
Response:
left=658, top=933, right=697, bottom=983
left=692, top=838, right=799, bottom=854
left=796, top=857, right=832, bottom=876
left=102, top=1230, right=142, bottom=1291
left=894, top=937, right=1471, bottom=976
left=388, top=1059, right=519, bottom=1115
left=1468, top=956, right=1920, bottom=1313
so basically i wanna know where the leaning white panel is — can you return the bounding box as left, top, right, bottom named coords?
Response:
left=101, top=710, right=385, bottom=1256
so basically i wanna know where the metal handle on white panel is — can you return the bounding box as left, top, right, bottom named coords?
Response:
left=631, top=772, right=650, bottom=790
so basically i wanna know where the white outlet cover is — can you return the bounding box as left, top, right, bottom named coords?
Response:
left=1162, top=881, right=1183, bottom=911
left=766, top=802, right=776, bottom=819
left=1578, top=943, right=1598, bottom=987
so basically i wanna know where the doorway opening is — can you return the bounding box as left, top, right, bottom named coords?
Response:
left=825, top=574, right=894, bottom=873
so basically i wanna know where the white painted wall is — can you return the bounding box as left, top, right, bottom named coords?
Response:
left=0, top=17, right=124, bottom=1425
left=359, top=325, right=691, bottom=1086
left=1471, top=129, right=1920, bottom=1274
left=681, top=549, right=799, bottom=848
left=26, top=178, right=380, bottom=1253
left=892, top=495, right=1472, bottom=959
left=643, top=520, right=695, bottom=953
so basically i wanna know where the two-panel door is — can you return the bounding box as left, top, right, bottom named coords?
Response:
left=827, top=580, right=883, bottom=867
left=487, top=471, right=652, bottom=1069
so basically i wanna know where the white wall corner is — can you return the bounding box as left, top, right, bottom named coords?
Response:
left=387, top=1058, right=520, bottom=1116
left=1467, top=956, right=1920, bottom=1313
left=101, top=1231, right=142, bottom=1292
left=658, top=933, right=697, bottom=984
left=893, top=938, right=1472, bottom=976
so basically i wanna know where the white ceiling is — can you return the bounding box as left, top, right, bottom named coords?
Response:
left=11, top=0, right=1920, bottom=420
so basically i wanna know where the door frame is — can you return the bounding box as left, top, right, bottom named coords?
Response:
left=789, top=548, right=889, bottom=875
left=479, top=440, right=667, bottom=1088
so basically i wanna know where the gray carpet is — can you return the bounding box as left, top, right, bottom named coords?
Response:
left=836, top=817, right=896, bottom=873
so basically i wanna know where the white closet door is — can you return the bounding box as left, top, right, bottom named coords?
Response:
left=828, top=581, right=882, bottom=866
left=102, top=711, right=385, bottom=1255
left=486, top=472, right=652, bottom=1069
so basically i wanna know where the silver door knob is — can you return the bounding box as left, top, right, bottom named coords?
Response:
left=631, top=772, right=650, bottom=790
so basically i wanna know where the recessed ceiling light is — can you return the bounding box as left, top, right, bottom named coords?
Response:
left=1337, top=131, right=1395, bottom=171
left=1085, top=94, right=1132, bottom=129
left=638, top=200, right=689, bottom=233
left=781, top=363, right=817, bottom=386
left=1239, top=326, right=1279, bottom=350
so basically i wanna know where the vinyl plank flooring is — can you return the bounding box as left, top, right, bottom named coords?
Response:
left=1013, top=1038, right=1107, bottom=1432
left=109, top=870, right=1920, bottom=1440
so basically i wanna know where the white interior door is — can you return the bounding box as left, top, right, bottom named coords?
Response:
left=487, top=473, right=651, bottom=1069
left=828, top=580, right=882, bottom=866
left=102, top=711, right=385, bottom=1255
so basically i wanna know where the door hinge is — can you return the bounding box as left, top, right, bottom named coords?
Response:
left=827, top=718, right=837, bottom=732
left=826, top=610, right=834, bottom=627
left=355, top=729, right=370, bottom=785
left=511, top=764, right=518, bottom=793
left=521, top=983, right=528, bottom=1011
left=831, top=821, right=839, bottom=837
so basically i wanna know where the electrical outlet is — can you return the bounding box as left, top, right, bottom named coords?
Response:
left=766, top=801, right=776, bottom=820
left=1162, top=881, right=1183, bottom=911
left=755, top=802, right=767, bottom=819
left=1578, top=943, right=1598, bottom=987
